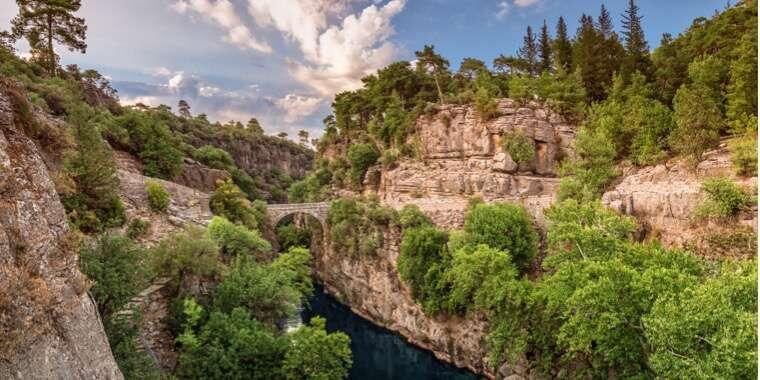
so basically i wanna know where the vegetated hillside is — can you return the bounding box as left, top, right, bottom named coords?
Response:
left=291, top=1, right=758, bottom=379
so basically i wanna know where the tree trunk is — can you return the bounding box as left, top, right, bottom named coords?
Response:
left=47, top=12, right=54, bottom=75
left=433, top=75, right=444, bottom=105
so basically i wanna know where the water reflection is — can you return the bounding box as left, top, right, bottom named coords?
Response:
left=303, top=285, right=483, bottom=380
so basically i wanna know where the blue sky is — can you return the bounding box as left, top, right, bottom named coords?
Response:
left=0, top=0, right=725, bottom=137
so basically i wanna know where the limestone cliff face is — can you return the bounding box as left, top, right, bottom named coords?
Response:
left=0, top=91, right=122, bottom=379
left=603, top=145, right=757, bottom=255
left=312, top=228, right=495, bottom=378
left=372, top=99, right=576, bottom=228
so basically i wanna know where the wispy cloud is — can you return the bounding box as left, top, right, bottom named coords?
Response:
left=514, top=0, right=539, bottom=8
left=171, top=0, right=272, bottom=53
left=496, top=1, right=511, bottom=20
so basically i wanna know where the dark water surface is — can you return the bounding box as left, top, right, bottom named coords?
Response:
left=302, top=286, right=482, bottom=380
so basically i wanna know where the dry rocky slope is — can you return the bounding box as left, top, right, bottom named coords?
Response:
left=0, top=92, right=122, bottom=378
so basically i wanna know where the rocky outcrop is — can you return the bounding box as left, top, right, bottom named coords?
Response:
left=373, top=99, right=576, bottom=229
left=173, top=158, right=229, bottom=193
left=312, top=228, right=494, bottom=378
left=117, top=168, right=213, bottom=244
left=603, top=145, right=757, bottom=255
left=196, top=134, right=314, bottom=180
left=0, top=90, right=122, bottom=379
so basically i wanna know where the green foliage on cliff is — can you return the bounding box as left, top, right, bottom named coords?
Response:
left=463, top=202, right=539, bottom=272
left=207, top=216, right=272, bottom=260
left=501, top=130, right=535, bottom=165
left=327, top=197, right=396, bottom=257
left=694, top=177, right=755, bottom=220
left=210, top=179, right=269, bottom=231
left=398, top=225, right=450, bottom=313
left=79, top=234, right=153, bottom=316
left=283, top=317, right=353, bottom=380
left=145, top=180, right=170, bottom=213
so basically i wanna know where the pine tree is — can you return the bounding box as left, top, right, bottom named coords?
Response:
left=620, top=0, right=652, bottom=80
left=11, top=0, right=87, bottom=75
left=597, top=4, right=614, bottom=37
left=554, top=16, right=573, bottom=72
left=518, top=26, right=538, bottom=76
left=247, top=118, right=264, bottom=134
left=178, top=100, right=191, bottom=118
left=414, top=45, right=450, bottom=104
left=573, top=14, right=606, bottom=101
left=538, top=20, right=553, bottom=74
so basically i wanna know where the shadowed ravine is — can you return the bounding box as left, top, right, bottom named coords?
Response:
left=302, top=284, right=482, bottom=380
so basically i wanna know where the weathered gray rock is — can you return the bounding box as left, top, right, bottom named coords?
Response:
left=313, top=228, right=495, bottom=378
left=0, top=90, right=122, bottom=379
left=173, top=157, right=229, bottom=193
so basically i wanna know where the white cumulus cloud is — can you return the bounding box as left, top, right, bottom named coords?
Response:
left=496, top=1, right=511, bottom=20
left=275, top=93, right=323, bottom=123
left=172, top=0, right=272, bottom=53
left=248, top=0, right=406, bottom=95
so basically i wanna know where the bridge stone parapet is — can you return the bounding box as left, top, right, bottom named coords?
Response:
left=266, top=202, right=330, bottom=228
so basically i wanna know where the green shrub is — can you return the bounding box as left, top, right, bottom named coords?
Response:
left=327, top=197, right=396, bottom=257
left=283, top=317, right=353, bottom=380
left=145, top=180, right=170, bottom=212
left=397, top=204, right=432, bottom=229
left=644, top=260, right=756, bottom=379
left=210, top=179, right=261, bottom=230
left=207, top=216, right=271, bottom=259
left=557, top=127, right=618, bottom=202
left=79, top=234, right=152, bottom=316
left=115, top=110, right=184, bottom=179
left=729, top=130, right=757, bottom=177
left=474, top=87, right=499, bottom=121
left=276, top=222, right=312, bottom=251
left=62, top=105, right=126, bottom=232
left=669, top=80, right=722, bottom=166
left=213, top=256, right=306, bottom=327
left=151, top=226, right=220, bottom=283
left=126, top=218, right=151, bottom=239
left=443, top=244, right=518, bottom=313
left=463, top=202, right=538, bottom=272
left=176, top=305, right=289, bottom=380
left=193, top=145, right=235, bottom=170
left=501, top=130, right=535, bottom=165
left=397, top=225, right=449, bottom=313
left=347, top=143, right=380, bottom=186
left=105, top=314, right=162, bottom=380
left=695, top=178, right=754, bottom=219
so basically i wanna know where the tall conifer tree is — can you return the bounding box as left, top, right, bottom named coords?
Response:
left=518, top=26, right=538, bottom=76
left=538, top=20, right=553, bottom=74
left=553, top=16, right=573, bottom=72
left=11, top=0, right=87, bottom=75
left=621, top=0, right=652, bottom=80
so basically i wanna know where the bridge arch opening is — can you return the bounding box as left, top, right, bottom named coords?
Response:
left=272, top=211, right=326, bottom=253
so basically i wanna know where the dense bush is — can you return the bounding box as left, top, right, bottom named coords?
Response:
left=442, top=244, right=518, bottom=314
left=283, top=317, right=353, bottom=380
left=644, top=260, right=757, bottom=379
left=729, top=126, right=758, bottom=176
left=210, top=179, right=266, bottom=230
left=193, top=145, right=235, bottom=170
left=176, top=305, right=289, bottom=380
left=145, top=180, right=170, bottom=212
left=207, top=216, right=271, bottom=260
left=556, top=127, right=618, bottom=202
left=397, top=225, right=450, bottom=313
left=346, top=143, right=380, bottom=186
left=126, top=218, right=151, bottom=239
left=463, top=202, right=538, bottom=271
left=397, top=204, right=433, bottom=229
left=276, top=222, right=312, bottom=251
left=327, top=197, right=396, bottom=257
left=214, top=247, right=312, bottom=327
left=151, top=226, right=220, bottom=283
left=114, top=110, right=184, bottom=179
left=62, top=105, right=126, bottom=232
left=79, top=234, right=152, bottom=316
left=105, top=314, right=162, bottom=380
left=501, top=130, right=535, bottom=165
left=695, top=177, right=754, bottom=220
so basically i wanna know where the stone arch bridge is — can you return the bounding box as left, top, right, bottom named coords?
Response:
left=266, top=202, right=330, bottom=228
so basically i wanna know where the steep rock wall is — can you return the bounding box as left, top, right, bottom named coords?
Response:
left=312, top=228, right=495, bottom=378
left=373, top=99, right=576, bottom=229
left=0, top=91, right=122, bottom=379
